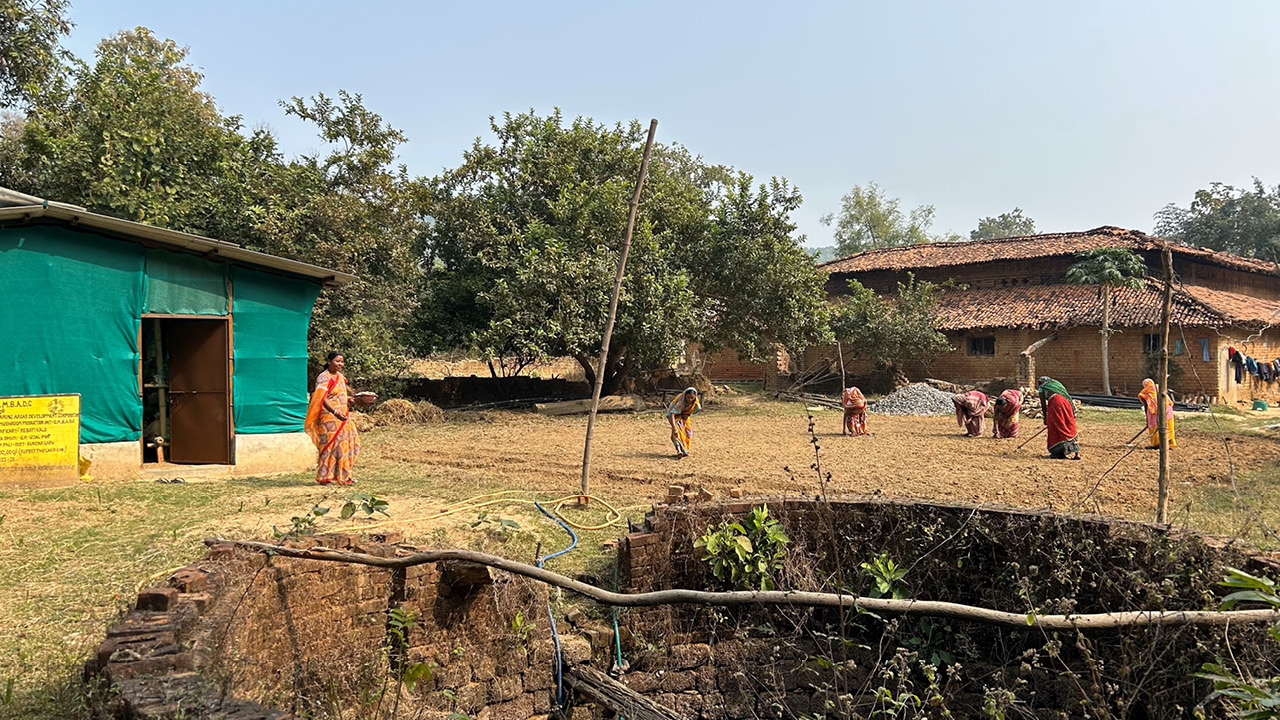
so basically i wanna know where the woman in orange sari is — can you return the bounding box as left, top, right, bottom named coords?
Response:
left=304, top=352, right=361, bottom=485
left=1138, top=378, right=1176, bottom=448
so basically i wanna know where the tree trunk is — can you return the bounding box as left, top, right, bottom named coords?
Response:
left=1156, top=248, right=1174, bottom=523
left=574, top=343, right=630, bottom=397
left=1100, top=284, right=1112, bottom=396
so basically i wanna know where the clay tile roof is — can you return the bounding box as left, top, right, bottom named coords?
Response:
left=1180, top=285, right=1280, bottom=326
left=819, top=226, right=1279, bottom=276
left=932, top=281, right=1271, bottom=331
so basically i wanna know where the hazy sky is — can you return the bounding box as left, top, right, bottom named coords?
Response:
left=62, top=1, right=1280, bottom=248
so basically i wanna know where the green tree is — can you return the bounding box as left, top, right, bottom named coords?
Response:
left=418, top=110, right=830, bottom=394
left=971, top=208, right=1037, bottom=241
left=820, top=181, right=938, bottom=256
left=1065, top=248, right=1147, bottom=396
left=2, top=29, right=425, bottom=381
left=829, top=274, right=951, bottom=369
left=9, top=28, right=247, bottom=228
left=1154, top=179, right=1280, bottom=260
left=0, top=0, right=71, bottom=108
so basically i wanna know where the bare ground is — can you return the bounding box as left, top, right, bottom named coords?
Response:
left=365, top=401, right=1278, bottom=520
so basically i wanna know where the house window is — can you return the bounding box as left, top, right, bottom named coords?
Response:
left=1143, top=333, right=1163, bottom=353
left=968, top=337, right=995, bottom=356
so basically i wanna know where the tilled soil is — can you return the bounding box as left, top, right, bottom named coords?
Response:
left=364, top=404, right=1278, bottom=519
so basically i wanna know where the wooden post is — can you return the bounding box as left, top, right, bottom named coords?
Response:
left=836, top=341, right=847, bottom=392
left=1156, top=246, right=1174, bottom=523
left=580, top=119, right=658, bottom=499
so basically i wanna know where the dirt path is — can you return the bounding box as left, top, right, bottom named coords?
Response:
left=364, top=404, right=1277, bottom=519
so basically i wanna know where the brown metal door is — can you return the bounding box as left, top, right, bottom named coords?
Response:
left=167, top=319, right=232, bottom=464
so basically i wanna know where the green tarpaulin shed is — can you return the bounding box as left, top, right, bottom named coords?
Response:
left=0, top=205, right=351, bottom=448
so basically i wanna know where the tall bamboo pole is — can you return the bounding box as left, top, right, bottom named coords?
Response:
left=1156, top=246, right=1174, bottom=523
left=580, top=119, right=658, bottom=499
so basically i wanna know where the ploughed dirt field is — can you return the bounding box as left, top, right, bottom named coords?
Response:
left=365, top=398, right=1278, bottom=519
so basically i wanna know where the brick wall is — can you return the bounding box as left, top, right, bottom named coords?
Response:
left=614, top=498, right=1280, bottom=719
left=701, top=351, right=766, bottom=381
left=90, top=534, right=584, bottom=720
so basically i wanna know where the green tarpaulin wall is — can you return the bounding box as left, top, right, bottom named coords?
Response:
left=1, top=226, right=144, bottom=443
left=1, top=224, right=322, bottom=443
left=143, top=248, right=229, bottom=315
left=230, top=266, right=319, bottom=434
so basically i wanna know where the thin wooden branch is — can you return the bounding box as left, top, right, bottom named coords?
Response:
left=207, top=538, right=1280, bottom=631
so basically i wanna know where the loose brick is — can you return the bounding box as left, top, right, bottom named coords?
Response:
left=136, top=587, right=179, bottom=612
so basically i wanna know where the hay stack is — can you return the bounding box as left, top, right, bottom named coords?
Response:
left=370, top=398, right=445, bottom=427
left=349, top=411, right=376, bottom=432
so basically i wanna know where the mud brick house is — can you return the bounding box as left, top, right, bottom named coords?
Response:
left=709, top=227, right=1280, bottom=404
left=0, top=186, right=354, bottom=481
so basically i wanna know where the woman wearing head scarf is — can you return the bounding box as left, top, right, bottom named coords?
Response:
left=992, top=389, right=1023, bottom=439
left=951, top=390, right=989, bottom=437
left=1138, top=378, right=1176, bottom=448
left=304, top=351, right=364, bottom=484
left=666, top=387, right=702, bottom=458
left=1037, top=376, right=1079, bottom=459
left=842, top=385, right=868, bottom=436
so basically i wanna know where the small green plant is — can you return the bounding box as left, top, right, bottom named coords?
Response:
left=861, top=552, right=909, bottom=600
left=510, top=610, right=536, bottom=640
left=1194, top=567, right=1280, bottom=718
left=982, top=686, right=1019, bottom=719
left=472, top=511, right=520, bottom=541
left=694, top=505, right=790, bottom=591
left=340, top=491, right=390, bottom=519
left=272, top=503, right=330, bottom=538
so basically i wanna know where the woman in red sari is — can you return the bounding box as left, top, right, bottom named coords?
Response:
left=1037, top=376, right=1079, bottom=460
left=951, top=391, right=989, bottom=437
left=304, top=352, right=362, bottom=484
left=992, top=389, right=1022, bottom=438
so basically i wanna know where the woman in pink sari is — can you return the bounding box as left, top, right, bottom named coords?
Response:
left=992, top=389, right=1022, bottom=439
left=304, top=352, right=363, bottom=485
left=952, top=391, right=989, bottom=437
left=842, top=386, right=868, bottom=436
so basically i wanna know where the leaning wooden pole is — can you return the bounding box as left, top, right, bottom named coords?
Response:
left=1156, top=246, right=1174, bottom=523
left=580, top=119, right=658, bottom=498
left=837, top=341, right=847, bottom=391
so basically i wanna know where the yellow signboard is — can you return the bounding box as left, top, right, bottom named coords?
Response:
left=0, top=394, right=81, bottom=483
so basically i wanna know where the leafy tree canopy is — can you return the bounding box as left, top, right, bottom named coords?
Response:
left=0, top=0, right=71, bottom=108
left=1065, top=247, right=1147, bottom=289
left=820, top=181, right=952, bottom=256
left=0, top=28, right=425, bottom=381
left=829, top=275, right=951, bottom=368
left=1154, top=179, right=1280, bottom=260
left=418, top=110, right=832, bottom=393
left=971, top=207, right=1037, bottom=241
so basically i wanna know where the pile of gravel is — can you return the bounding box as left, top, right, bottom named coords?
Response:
left=869, top=383, right=957, bottom=416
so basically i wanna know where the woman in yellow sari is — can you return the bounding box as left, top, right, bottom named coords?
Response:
left=1138, top=378, right=1176, bottom=448
left=666, top=387, right=701, bottom=459
left=304, top=352, right=362, bottom=484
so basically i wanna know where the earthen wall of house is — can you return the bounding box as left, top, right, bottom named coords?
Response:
left=800, top=325, right=1230, bottom=399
